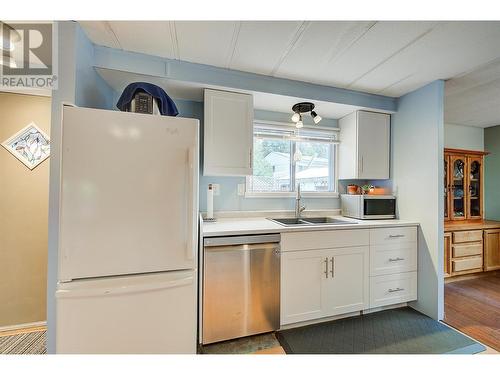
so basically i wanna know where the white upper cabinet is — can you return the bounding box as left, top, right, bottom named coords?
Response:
left=339, top=110, right=390, bottom=180
left=203, top=89, right=253, bottom=176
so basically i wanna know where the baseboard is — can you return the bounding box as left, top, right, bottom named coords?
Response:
left=445, top=270, right=500, bottom=284
left=280, top=311, right=361, bottom=330
left=0, top=321, right=46, bottom=333
left=279, top=303, right=409, bottom=331
left=362, top=302, right=408, bottom=315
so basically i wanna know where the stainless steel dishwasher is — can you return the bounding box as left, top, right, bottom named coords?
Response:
left=202, top=234, right=281, bottom=344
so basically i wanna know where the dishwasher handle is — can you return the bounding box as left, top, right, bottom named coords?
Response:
left=205, top=242, right=280, bottom=253
left=204, top=234, right=281, bottom=247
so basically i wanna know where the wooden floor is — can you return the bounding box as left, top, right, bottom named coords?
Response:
left=444, top=274, right=500, bottom=352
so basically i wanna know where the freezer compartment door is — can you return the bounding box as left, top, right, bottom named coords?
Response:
left=56, top=270, right=197, bottom=354
left=59, top=106, right=199, bottom=280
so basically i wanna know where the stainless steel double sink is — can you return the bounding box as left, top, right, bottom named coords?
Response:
left=267, top=217, right=356, bottom=227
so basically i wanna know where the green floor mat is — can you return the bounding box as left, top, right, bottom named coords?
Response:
left=276, top=307, right=485, bottom=354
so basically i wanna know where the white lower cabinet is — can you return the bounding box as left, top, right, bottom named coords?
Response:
left=369, top=271, right=417, bottom=308
left=281, top=246, right=369, bottom=325
left=280, top=226, right=418, bottom=326
left=280, top=249, right=329, bottom=324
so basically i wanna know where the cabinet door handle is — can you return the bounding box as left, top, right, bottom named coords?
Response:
left=388, top=257, right=405, bottom=262
left=389, top=234, right=405, bottom=238
left=388, top=288, right=405, bottom=293
left=249, top=148, right=253, bottom=169
left=330, top=257, right=335, bottom=278
left=324, top=257, right=329, bottom=279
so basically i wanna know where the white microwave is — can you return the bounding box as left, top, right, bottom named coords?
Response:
left=341, top=194, right=396, bottom=220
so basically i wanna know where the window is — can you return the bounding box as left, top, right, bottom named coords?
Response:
left=246, top=122, right=338, bottom=196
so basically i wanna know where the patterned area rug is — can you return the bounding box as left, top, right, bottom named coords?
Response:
left=0, top=330, right=46, bottom=354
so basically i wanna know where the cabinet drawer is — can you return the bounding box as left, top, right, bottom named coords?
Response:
left=452, top=230, right=483, bottom=244
left=452, top=257, right=483, bottom=272
left=370, top=227, right=417, bottom=246
left=370, top=243, right=417, bottom=276
left=452, top=243, right=482, bottom=258
left=281, top=229, right=369, bottom=252
left=369, top=272, right=417, bottom=308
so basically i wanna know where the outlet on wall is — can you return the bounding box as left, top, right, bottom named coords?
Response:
left=211, top=183, right=220, bottom=196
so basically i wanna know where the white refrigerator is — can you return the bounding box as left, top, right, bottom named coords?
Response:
left=55, top=106, right=199, bottom=354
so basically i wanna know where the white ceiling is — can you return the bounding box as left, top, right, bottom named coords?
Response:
left=445, top=58, right=500, bottom=128
left=96, top=67, right=365, bottom=119
left=81, top=21, right=500, bottom=126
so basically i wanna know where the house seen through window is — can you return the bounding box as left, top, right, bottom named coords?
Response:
left=246, top=122, right=338, bottom=195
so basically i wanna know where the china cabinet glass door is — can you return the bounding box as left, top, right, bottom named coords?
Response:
left=450, top=156, right=466, bottom=220
left=468, top=157, right=482, bottom=219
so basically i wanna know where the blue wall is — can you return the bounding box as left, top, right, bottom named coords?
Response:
left=74, top=26, right=116, bottom=109
left=391, top=80, right=445, bottom=320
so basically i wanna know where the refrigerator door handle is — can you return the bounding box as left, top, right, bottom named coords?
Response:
left=186, top=146, right=196, bottom=261
left=56, top=274, right=194, bottom=299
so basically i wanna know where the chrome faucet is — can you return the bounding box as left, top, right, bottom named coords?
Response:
left=295, top=183, right=306, bottom=218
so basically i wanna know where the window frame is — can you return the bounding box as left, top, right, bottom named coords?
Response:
left=245, top=120, right=339, bottom=198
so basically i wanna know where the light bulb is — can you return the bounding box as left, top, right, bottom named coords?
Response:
left=291, top=112, right=300, bottom=122
left=311, top=111, right=322, bottom=124
left=296, top=120, right=303, bottom=129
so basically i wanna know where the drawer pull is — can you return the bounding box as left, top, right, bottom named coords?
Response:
left=388, top=257, right=405, bottom=262
left=388, top=287, right=405, bottom=293
left=389, top=234, right=405, bottom=238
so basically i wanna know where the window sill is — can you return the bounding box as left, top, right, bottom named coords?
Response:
left=244, top=192, right=339, bottom=199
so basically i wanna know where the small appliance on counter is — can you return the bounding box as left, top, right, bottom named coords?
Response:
left=341, top=194, right=396, bottom=220
left=116, top=82, right=179, bottom=116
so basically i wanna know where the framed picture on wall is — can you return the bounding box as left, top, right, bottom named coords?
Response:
left=1, top=122, right=51, bottom=170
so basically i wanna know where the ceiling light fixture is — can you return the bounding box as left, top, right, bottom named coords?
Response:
left=291, top=102, right=322, bottom=128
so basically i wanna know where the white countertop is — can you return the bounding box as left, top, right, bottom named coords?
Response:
left=202, top=215, right=419, bottom=237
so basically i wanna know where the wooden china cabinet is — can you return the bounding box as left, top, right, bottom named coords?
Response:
left=444, top=148, right=485, bottom=222
left=444, top=148, right=500, bottom=278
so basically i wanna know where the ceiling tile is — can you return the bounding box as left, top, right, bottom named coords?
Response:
left=108, top=21, right=175, bottom=59
left=79, top=21, right=121, bottom=49
left=353, top=21, right=500, bottom=95
left=274, top=21, right=373, bottom=85
left=229, top=21, right=305, bottom=76
left=174, top=21, right=237, bottom=67
left=445, top=57, right=500, bottom=97
left=334, top=21, right=439, bottom=88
